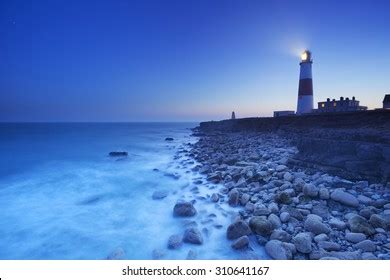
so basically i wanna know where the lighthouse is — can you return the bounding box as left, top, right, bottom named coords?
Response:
left=297, top=50, right=314, bottom=114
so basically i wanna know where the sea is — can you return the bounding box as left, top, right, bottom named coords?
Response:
left=0, top=123, right=267, bottom=260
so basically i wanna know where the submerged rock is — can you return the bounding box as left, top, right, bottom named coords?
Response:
left=183, top=227, right=203, bottom=245
left=106, top=247, right=125, bottom=260
left=227, top=220, right=251, bottom=240
left=152, top=190, right=168, bottom=200
left=173, top=202, right=197, bottom=217
left=231, top=235, right=249, bottom=250
left=167, top=234, right=183, bottom=249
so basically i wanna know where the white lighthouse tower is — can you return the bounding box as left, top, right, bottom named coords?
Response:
left=297, top=50, right=314, bottom=114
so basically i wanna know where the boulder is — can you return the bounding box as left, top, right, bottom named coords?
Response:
left=152, top=190, right=168, bottom=200
left=165, top=137, right=174, bottom=141
left=348, top=215, right=376, bottom=236
left=167, top=234, right=183, bottom=249
left=293, top=232, right=312, bottom=254
left=330, top=189, right=359, bottom=208
left=228, top=189, right=240, bottom=207
left=183, top=228, right=203, bottom=245
left=173, top=202, right=197, bottom=217
left=231, top=235, right=249, bottom=250
left=304, top=214, right=330, bottom=235
left=265, top=240, right=293, bottom=260
left=227, top=220, right=251, bottom=240
left=249, top=216, right=273, bottom=236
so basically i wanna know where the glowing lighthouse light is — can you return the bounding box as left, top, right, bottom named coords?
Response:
left=296, top=50, right=314, bottom=114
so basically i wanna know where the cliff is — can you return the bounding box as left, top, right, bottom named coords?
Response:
left=197, top=110, right=390, bottom=183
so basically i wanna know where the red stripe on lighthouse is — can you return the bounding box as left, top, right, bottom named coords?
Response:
left=298, top=79, right=313, bottom=96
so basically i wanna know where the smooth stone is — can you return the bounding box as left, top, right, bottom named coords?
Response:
left=348, top=215, right=376, bottom=236
left=319, top=188, right=330, bottom=200
left=304, top=214, right=330, bottom=235
left=227, top=220, right=251, bottom=240
left=240, top=193, right=251, bottom=205
left=280, top=212, right=290, bottom=223
left=369, top=214, right=390, bottom=231
left=293, top=232, right=312, bottom=254
left=249, top=216, right=273, bottom=236
left=354, top=240, right=376, bottom=252
left=173, top=202, right=197, bottom=217
left=345, top=232, right=367, bottom=243
left=331, top=189, right=359, bottom=208
left=276, top=165, right=287, bottom=172
left=183, top=228, right=203, bottom=245
left=314, top=233, right=329, bottom=243
left=303, top=183, right=319, bottom=198
left=228, top=189, right=240, bottom=207
left=268, top=202, right=279, bottom=214
left=318, top=241, right=341, bottom=251
left=265, top=240, right=293, bottom=260
left=270, top=229, right=292, bottom=242
left=231, top=235, right=249, bottom=250
left=268, top=213, right=282, bottom=229
left=329, top=218, right=347, bottom=230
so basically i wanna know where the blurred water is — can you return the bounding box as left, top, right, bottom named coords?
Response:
left=0, top=123, right=267, bottom=260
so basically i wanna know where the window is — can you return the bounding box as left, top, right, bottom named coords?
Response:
left=321, top=103, right=325, bottom=107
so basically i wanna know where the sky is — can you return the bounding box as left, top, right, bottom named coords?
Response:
left=1, top=0, right=389, bottom=122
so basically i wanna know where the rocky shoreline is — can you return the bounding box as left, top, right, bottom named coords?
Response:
left=178, top=126, right=390, bottom=260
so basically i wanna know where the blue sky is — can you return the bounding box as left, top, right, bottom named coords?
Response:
left=1, top=0, right=389, bottom=121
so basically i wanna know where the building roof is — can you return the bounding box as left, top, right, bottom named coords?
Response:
left=383, top=94, right=390, bottom=103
